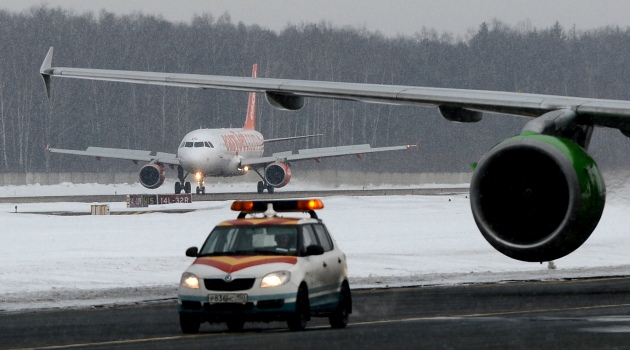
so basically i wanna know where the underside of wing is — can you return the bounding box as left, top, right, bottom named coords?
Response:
left=40, top=47, right=630, bottom=132
left=47, top=146, right=179, bottom=165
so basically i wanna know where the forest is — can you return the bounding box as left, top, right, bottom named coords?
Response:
left=2, top=6, right=630, bottom=175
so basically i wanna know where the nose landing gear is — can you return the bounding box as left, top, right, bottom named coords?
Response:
left=194, top=171, right=206, bottom=194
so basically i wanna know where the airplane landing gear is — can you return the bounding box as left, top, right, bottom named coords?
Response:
left=254, top=168, right=276, bottom=194
left=257, top=181, right=264, bottom=194
left=175, top=166, right=192, bottom=194
left=195, top=172, right=206, bottom=195
left=175, top=181, right=192, bottom=194
left=257, top=180, right=275, bottom=194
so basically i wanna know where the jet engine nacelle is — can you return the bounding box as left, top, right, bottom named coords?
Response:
left=139, top=163, right=166, bottom=189
left=264, top=162, right=292, bottom=188
left=265, top=92, right=305, bottom=111
left=469, top=132, right=606, bottom=262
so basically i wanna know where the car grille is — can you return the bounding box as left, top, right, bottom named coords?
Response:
left=256, top=299, right=285, bottom=309
left=204, top=278, right=255, bottom=291
left=204, top=302, right=254, bottom=312
left=181, top=300, right=202, bottom=310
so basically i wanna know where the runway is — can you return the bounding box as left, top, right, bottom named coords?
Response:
left=3, top=276, right=630, bottom=349
left=0, top=187, right=468, bottom=204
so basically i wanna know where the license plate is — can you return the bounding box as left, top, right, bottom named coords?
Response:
left=208, top=293, right=248, bottom=304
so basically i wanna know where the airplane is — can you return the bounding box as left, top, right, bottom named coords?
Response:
left=42, top=55, right=414, bottom=195
left=39, top=46, right=628, bottom=263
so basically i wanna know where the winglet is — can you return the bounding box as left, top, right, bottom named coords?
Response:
left=40, top=47, right=54, bottom=98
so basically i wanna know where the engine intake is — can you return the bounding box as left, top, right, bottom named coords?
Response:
left=139, top=163, right=166, bottom=189
left=264, top=162, right=292, bottom=188
left=470, top=133, right=605, bottom=262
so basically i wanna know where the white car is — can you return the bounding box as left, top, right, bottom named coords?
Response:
left=178, top=199, right=352, bottom=333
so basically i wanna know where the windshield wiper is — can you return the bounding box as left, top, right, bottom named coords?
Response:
left=197, top=252, right=240, bottom=257
left=196, top=253, right=218, bottom=257
left=253, top=248, right=294, bottom=256
left=198, top=249, right=294, bottom=257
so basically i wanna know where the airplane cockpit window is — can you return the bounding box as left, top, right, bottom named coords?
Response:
left=185, top=142, right=193, bottom=148
left=179, top=142, right=185, bottom=148
left=205, top=141, right=214, bottom=148
left=194, top=142, right=204, bottom=147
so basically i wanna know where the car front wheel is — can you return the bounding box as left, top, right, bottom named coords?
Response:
left=287, top=285, right=310, bottom=331
left=329, top=283, right=351, bottom=329
left=180, top=314, right=200, bottom=334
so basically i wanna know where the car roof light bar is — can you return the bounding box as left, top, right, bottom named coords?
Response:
left=232, top=199, right=324, bottom=219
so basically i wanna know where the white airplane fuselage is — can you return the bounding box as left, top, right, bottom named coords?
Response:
left=177, top=128, right=264, bottom=177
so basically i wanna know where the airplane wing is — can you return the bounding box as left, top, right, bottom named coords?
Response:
left=39, top=46, right=625, bottom=263
left=241, top=144, right=414, bottom=167
left=40, top=47, right=630, bottom=133
left=47, top=146, right=180, bottom=165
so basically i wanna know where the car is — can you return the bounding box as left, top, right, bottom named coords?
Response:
left=177, top=198, right=352, bottom=333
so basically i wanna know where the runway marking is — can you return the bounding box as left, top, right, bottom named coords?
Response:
left=354, top=275, right=630, bottom=294
left=346, top=302, right=630, bottom=327
left=12, top=334, right=217, bottom=350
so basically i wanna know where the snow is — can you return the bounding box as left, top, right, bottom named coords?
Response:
left=2, top=178, right=630, bottom=312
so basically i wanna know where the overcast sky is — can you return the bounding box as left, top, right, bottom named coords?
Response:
left=3, top=0, right=630, bottom=38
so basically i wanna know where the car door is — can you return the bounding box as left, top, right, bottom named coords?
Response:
left=299, top=224, right=327, bottom=305
left=312, top=223, right=345, bottom=308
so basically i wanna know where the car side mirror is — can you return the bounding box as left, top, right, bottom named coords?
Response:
left=185, top=247, right=198, bottom=257
left=305, top=244, right=324, bottom=256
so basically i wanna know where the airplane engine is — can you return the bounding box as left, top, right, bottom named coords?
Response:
left=469, top=133, right=606, bottom=262
left=265, top=92, right=305, bottom=110
left=139, top=163, right=166, bottom=189
left=264, top=162, right=292, bottom=188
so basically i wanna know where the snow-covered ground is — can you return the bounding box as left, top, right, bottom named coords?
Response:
left=2, top=178, right=630, bottom=312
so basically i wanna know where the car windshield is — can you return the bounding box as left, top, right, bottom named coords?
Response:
left=199, top=225, right=298, bottom=256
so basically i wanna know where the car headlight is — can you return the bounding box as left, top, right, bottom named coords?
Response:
left=180, top=272, right=200, bottom=289
left=261, top=271, right=291, bottom=288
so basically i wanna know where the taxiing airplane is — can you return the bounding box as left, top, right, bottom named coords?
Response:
left=43, top=55, right=413, bottom=195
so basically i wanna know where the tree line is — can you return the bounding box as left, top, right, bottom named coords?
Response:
left=2, top=6, right=630, bottom=175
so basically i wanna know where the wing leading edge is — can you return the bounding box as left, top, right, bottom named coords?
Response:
left=40, top=46, right=630, bottom=133
left=47, top=146, right=180, bottom=165
left=241, top=143, right=414, bottom=167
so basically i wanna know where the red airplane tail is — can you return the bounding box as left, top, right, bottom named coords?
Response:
left=243, top=64, right=258, bottom=130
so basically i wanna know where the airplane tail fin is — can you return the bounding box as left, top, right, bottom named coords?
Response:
left=243, top=64, right=258, bottom=130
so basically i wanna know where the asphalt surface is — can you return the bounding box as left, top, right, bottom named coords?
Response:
left=3, top=277, right=630, bottom=349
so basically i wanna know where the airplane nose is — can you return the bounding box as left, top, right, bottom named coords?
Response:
left=179, top=147, right=218, bottom=174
